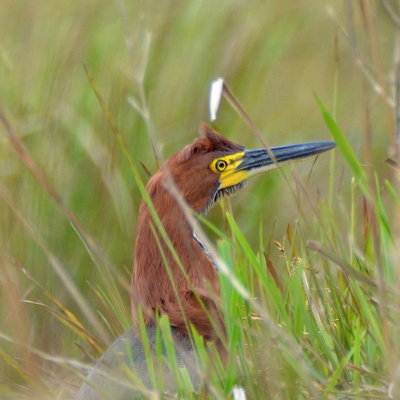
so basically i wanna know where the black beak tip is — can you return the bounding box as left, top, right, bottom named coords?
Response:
left=321, top=141, right=336, bottom=152
left=305, top=141, right=336, bottom=156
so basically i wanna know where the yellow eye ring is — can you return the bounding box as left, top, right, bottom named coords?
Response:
left=215, top=159, right=228, bottom=172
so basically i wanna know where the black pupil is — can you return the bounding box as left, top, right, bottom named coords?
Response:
left=218, top=161, right=225, bottom=170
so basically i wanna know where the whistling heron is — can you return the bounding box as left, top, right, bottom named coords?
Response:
left=76, top=124, right=335, bottom=400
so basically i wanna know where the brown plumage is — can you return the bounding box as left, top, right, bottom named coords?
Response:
left=131, top=124, right=336, bottom=341
left=131, top=124, right=243, bottom=339
left=76, top=123, right=335, bottom=399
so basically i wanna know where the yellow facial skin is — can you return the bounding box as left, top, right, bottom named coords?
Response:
left=210, top=152, right=251, bottom=189
left=210, top=140, right=337, bottom=191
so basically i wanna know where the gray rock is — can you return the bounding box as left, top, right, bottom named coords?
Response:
left=75, top=326, right=200, bottom=400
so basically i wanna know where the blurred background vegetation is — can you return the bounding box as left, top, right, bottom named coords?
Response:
left=0, top=0, right=398, bottom=398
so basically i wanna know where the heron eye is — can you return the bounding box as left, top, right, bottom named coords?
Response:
left=215, top=159, right=228, bottom=172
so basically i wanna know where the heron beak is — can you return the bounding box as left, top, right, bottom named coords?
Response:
left=219, top=141, right=336, bottom=189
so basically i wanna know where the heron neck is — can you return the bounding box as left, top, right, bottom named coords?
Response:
left=131, top=176, right=221, bottom=338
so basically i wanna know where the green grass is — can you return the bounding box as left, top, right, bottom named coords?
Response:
left=1, top=0, right=399, bottom=399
